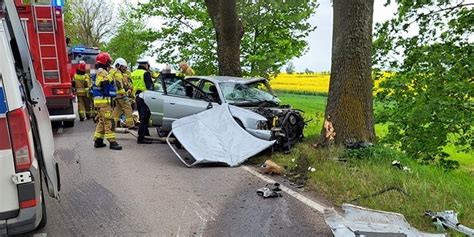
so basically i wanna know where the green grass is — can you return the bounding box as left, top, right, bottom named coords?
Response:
left=261, top=92, right=474, bottom=234
left=254, top=144, right=474, bottom=234
left=277, top=92, right=473, bottom=172
left=277, top=93, right=326, bottom=140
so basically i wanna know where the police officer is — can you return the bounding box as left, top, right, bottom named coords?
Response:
left=72, top=61, right=92, bottom=121
left=131, top=59, right=153, bottom=144
left=92, top=52, right=122, bottom=150
left=110, top=58, right=135, bottom=129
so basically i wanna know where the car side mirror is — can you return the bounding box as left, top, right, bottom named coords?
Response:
left=207, top=101, right=213, bottom=109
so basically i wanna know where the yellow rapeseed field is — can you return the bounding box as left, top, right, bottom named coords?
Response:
left=270, top=72, right=389, bottom=95
left=270, top=73, right=330, bottom=95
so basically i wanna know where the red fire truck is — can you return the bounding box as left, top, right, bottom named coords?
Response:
left=1, top=0, right=76, bottom=127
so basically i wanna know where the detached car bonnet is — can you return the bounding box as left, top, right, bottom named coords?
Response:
left=170, top=103, right=275, bottom=167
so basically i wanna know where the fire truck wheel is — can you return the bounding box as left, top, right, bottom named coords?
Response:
left=63, top=120, right=75, bottom=128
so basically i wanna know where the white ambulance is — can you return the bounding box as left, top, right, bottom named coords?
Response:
left=0, top=0, right=60, bottom=235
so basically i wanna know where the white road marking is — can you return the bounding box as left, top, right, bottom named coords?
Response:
left=241, top=166, right=328, bottom=214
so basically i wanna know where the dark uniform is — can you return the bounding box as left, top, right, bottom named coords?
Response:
left=131, top=61, right=153, bottom=144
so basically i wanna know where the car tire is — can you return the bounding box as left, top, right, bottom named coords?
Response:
left=156, top=127, right=168, bottom=137
left=36, top=187, right=47, bottom=230
left=63, top=120, right=75, bottom=128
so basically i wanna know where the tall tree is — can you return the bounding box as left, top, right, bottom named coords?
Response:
left=135, top=0, right=316, bottom=77
left=205, top=0, right=243, bottom=76
left=104, top=4, right=158, bottom=66
left=238, top=0, right=317, bottom=77
left=374, top=0, right=473, bottom=165
left=286, top=62, right=295, bottom=74
left=64, top=0, right=114, bottom=47
left=318, top=0, right=376, bottom=146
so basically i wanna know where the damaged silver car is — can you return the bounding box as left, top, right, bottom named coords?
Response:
left=143, top=75, right=305, bottom=150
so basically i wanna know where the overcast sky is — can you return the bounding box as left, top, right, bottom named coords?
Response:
left=119, top=0, right=398, bottom=71
left=292, top=0, right=398, bottom=72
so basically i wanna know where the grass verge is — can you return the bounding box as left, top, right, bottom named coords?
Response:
left=259, top=92, right=474, bottom=234
left=277, top=92, right=473, bottom=172
left=253, top=143, right=474, bottom=234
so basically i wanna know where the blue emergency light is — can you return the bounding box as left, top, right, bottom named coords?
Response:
left=54, top=0, right=64, bottom=7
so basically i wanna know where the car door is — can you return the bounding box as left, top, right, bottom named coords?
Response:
left=143, top=87, right=164, bottom=127
left=161, top=78, right=215, bottom=131
left=2, top=0, right=60, bottom=198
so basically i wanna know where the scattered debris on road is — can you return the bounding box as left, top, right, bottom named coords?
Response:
left=168, top=104, right=275, bottom=167
left=324, top=204, right=446, bottom=237
left=259, top=160, right=284, bottom=175
left=425, top=210, right=474, bottom=236
left=257, top=183, right=282, bottom=198
left=392, top=160, right=411, bottom=172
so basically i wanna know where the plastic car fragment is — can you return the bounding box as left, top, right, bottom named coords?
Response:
left=324, top=204, right=446, bottom=237
left=168, top=103, right=275, bottom=167
left=425, top=210, right=474, bottom=236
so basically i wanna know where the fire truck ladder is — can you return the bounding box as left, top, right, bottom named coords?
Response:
left=33, top=4, right=60, bottom=84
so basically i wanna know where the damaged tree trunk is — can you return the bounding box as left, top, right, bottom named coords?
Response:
left=205, top=0, right=243, bottom=76
left=318, top=0, right=376, bottom=146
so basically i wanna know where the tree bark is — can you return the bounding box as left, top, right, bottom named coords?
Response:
left=318, top=0, right=376, bottom=146
left=205, top=0, right=243, bottom=76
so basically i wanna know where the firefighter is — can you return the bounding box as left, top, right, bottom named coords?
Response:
left=92, top=52, right=122, bottom=150
left=179, top=61, right=195, bottom=76
left=110, top=58, right=135, bottom=129
left=72, top=61, right=92, bottom=121
left=131, top=59, right=153, bottom=144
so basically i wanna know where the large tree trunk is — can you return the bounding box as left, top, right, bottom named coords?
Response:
left=318, top=0, right=376, bottom=146
left=205, top=0, right=243, bottom=76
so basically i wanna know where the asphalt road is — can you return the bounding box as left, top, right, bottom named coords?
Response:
left=30, top=120, right=332, bottom=236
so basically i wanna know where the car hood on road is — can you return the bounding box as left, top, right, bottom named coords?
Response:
left=169, top=103, right=275, bottom=167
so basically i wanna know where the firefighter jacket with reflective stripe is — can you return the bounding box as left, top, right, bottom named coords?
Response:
left=73, top=73, right=90, bottom=96
left=93, top=68, right=116, bottom=106
left=109, top=68, right=131, bottom=98
left=131, top=69, right=146, bottom=95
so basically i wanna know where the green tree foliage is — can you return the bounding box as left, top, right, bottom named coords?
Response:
left=374, top=0, right=473, bottom=165
left=103, top=4, right=158, bottom=67
left=136, top=0, right=317, bottom=77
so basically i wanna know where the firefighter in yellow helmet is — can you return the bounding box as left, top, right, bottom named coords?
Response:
left=92, top=52, right=122, bottom=150
left=131, top=59, right=154, bottom=144
left=73, top=61, right=92, bottom=121
left=110, top=58, right=135, bottom=129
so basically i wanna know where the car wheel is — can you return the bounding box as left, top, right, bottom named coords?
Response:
left=36, top=186, right=47, bottom=230
left=63, top=120, right=75, bottom=128
left=156, top=127, right=168, bottom=137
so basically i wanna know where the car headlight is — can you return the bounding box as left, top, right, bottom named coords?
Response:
left=257, top=120, right=268, bottom=130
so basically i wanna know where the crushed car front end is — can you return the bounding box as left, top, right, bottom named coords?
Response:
left=219, top=78, right=306, bottom=151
